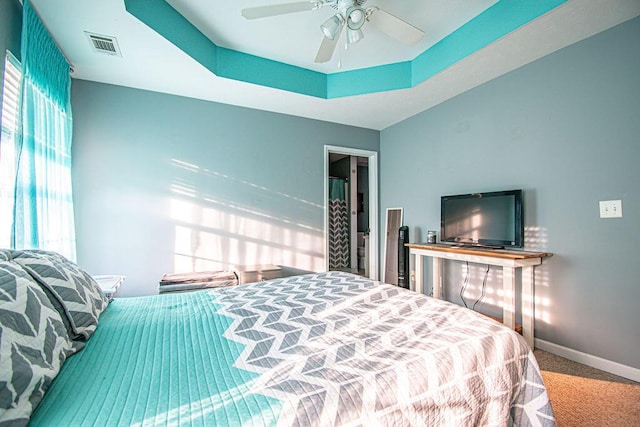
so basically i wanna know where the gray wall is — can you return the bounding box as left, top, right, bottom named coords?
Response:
left=71, top=80, right=379, bottom=296
left=380, top=17, right=640, bottom=369
left=0, top=0, right=22, bottom=126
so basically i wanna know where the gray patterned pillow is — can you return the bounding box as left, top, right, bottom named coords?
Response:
left=0, top=261, right=74, bottom=424
left=0, top=249, right=10, bottom=261
left=11, top=250, right=109, bottom=341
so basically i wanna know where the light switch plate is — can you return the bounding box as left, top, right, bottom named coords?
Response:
left=599, top=200, right=622, bottom=218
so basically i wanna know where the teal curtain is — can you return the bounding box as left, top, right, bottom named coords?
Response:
left=329, top=178, right=345, bottom=201
left=13, top=1, right=76, bottom=259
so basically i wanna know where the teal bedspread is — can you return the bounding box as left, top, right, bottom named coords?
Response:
left=30, top=272, right=555, bottom=426
left=30, top=290, right=281, bottom=426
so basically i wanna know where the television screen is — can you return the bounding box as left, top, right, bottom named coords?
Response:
left=440, top=190, right=523, bottom=248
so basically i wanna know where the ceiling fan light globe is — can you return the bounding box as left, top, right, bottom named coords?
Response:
left=351, top=9, right=363, bottom=23
left=321, top=15, right=343, bottom=40
left=346, top=6, right=366, bottom=30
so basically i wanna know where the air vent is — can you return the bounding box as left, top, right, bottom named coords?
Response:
left=85, top=32, right=121, bottom=57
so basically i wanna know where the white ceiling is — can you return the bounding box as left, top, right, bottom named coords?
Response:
left=31, top=0, right=640, bottom=130
left=168, top=0, right=498, bottom=74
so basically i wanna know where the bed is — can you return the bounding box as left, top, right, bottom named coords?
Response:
left=0, top=250, right=555, bottom=426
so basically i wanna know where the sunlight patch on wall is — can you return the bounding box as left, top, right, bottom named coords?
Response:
left=172, top=159, right=322, bottom=209
left=524, top=226, right=549, bottom=252
left=535, top=296, right=552, bottom=324
left=526, top=226, right=552, bottom=325
left=168, top=158, right=325, bottom=274
left=170, top=197, right=324, bottom=273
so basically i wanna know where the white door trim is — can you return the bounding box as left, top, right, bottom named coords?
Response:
left=349, top=156, right=358, bottom=272
left=324, top=145, right=379, bottom=281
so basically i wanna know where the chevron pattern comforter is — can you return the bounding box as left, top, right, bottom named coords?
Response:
left=31, top=271, right=555, bottom=426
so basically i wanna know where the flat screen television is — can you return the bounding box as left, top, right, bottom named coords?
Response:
left=440, top=189, right=524, bottom=249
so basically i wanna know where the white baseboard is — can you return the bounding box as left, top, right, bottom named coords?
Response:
left=535, top=339, right=640, bottom=383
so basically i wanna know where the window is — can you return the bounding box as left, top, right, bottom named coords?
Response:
left=1, top=2, right=76, bottom=259
left=0, top=51, right=22, bottom=248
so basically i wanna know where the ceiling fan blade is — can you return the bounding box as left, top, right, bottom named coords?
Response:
left=367, top=8, right=424, bottom=45
left=315, top=18, right=346, bottom=64
left=242, top=1, right=321, bottom=20
left=314, top=35, right=339, bottom=63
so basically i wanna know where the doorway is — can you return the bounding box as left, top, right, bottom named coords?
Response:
left=324, top=145, right=378, bottom=280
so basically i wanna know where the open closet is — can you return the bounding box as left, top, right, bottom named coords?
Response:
left=328, top=153, right=370, bottom=277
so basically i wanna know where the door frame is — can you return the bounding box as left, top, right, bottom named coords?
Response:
left=324, top=145, right=379, bottom=280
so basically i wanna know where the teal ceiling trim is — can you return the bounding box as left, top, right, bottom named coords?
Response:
left=125, top=0, right=567, bottom=99
left=326, top=61, right=412, bottom=98
left=125, top=0, right=327, bottom=97
left=411, top=0, right=568, bottom=85
left=124, top=0, right=219, bottom=73
left=216, top=47, right=327, bottom=98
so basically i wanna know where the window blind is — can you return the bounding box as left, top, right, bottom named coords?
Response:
left=0, top=51, right=22, bottom=248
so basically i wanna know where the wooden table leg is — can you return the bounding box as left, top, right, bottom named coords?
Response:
left=502, top=267, right=515, bottom=330
left=522, top=266, right=535, bottom=348
left=414, top=251, right=423, bottom=294
left=432, top=257, right=442, bottom=299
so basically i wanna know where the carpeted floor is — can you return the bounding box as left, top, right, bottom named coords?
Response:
left=534, top=349, right=640, bottom=426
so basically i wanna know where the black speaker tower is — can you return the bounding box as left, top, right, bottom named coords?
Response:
left=398, top=226, right=410, bottom=289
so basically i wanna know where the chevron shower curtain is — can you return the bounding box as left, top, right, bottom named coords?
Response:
left=328, top=178, right=350, bottom=270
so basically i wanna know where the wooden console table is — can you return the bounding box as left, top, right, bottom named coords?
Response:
left=406, top=243, right=552, bottom=348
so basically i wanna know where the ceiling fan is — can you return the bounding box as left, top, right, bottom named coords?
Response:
left=241, top=0, right=424, bottom=64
